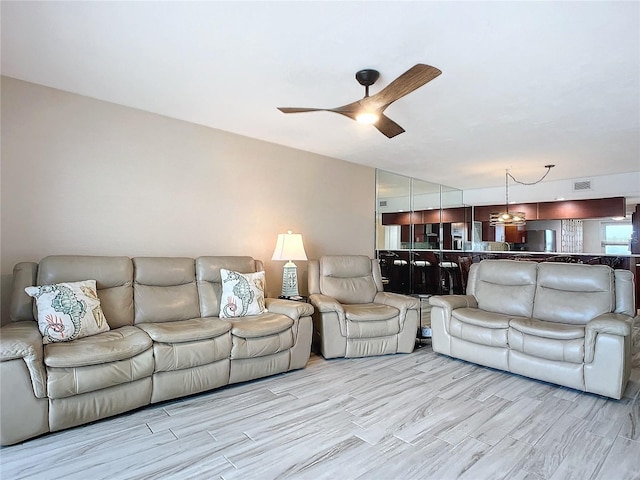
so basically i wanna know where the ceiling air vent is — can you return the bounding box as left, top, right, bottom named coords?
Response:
left=379, top=200, right=388, bottom=207
left=573, top=180, right=592, bottom=191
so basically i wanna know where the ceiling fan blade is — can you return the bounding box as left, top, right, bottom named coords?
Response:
left=278, top=107, right=328, bottom=113
left=279, top=101, right=362, bottom=120
left=372, top=64, right=442, bottom=109
left=374, top=114, right=405, bottom=138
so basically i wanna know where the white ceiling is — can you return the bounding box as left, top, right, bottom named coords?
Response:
left=2, top=1, right=639, bottom=192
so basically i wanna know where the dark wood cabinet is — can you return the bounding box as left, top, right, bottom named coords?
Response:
left=474, top=197, right=625, bottom=222
left=631, top=204, right=639, bottom=255
left=537, top=197, right=625, bottom=220
left=505, top=225, right=527, bottom=243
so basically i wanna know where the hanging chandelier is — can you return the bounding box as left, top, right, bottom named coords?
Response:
left=490, top=165, right=555, bottom=227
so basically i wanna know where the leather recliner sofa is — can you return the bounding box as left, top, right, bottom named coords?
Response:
left=429, top=259, right=636, bottom=399
left=0, top=255, right=313, bottom=445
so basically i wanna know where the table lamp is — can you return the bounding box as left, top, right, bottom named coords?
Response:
left=271, top=230, right=308, bottom=298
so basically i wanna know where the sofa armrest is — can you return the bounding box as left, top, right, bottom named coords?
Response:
left=584, top=313, right=633, bottom=363
left=0, top=322, right=47, bottom=398
left=429, top=294, right=478, bottom=310
left=374, top=292, right=420, bottom=311
left=373, top=292, right=420, bottom=328
left=428, top=295, right=478, bottom=335
left=264, top=298, right=314, bottom=319
left=308, top=294, right=344, bottom=315
left=308, top=294, right=348, bottom=337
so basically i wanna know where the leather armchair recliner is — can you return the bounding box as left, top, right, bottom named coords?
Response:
left=308, top=255, right=420, bottom=358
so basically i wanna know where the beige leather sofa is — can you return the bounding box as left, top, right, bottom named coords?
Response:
left=308, top=255, right=420, bottom=358
left=0, top=255, right=313, bottom=446
left=429, top=259, right=636, bottom=399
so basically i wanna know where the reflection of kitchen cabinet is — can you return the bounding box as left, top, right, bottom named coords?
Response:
left=632, top=204, right=639, bottom=255
left=381, top=212, right=410, bottom=225
left=381, top=212, right=422, bottom=225
left=401, top=225, right=410, bottom=242
left=481, top=224, right=526, bottom=243
left=442, top=223, right=452, bottom=250
left=474, top=197, right=625, bottom=222
left=538, top=197, right=625, bottom=219
left=482, top=222, right=495, bottom=241
left=414, top=224, right=439, bottom=245
left=505, top=225, right=527, bottom=243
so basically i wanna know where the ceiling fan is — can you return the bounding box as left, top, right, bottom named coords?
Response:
left=278, top=63, right=442, bottom=138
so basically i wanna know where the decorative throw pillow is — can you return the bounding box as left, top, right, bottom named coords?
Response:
left=25, top=280, right=110, bottom=344
left=219, top=269, right=266, bottom=318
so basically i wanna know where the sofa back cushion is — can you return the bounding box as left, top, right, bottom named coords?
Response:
left=533, top=263, right=615, bottom=325
left=133, top=257, right=200, bottom=324
left=196, top=256, right=261, bottom=317
left=319, top=255, right=378, bottom=305
left=471, top=260, right=537, bottom=318
left=37, top=255, right=134, bottom=329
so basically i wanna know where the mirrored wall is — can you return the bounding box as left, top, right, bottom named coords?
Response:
left=376, top=169, right=635, bottom=297
left=376, top=170, right=469, bottom=296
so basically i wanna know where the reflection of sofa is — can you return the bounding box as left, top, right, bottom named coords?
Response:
left=1, top=255, right=313, bottom=445
left=429, top=260, right=636, bottom=399
left=308, top=255, right=420, bottom=358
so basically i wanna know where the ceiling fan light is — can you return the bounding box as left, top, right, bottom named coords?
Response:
left=355, top=112, right=379, bottom=125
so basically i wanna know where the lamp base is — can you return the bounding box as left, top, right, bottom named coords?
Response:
left=280, top=261, right=299, bottom=297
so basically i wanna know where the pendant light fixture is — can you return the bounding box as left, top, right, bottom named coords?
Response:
left=490, top=165, right=555, bottom=227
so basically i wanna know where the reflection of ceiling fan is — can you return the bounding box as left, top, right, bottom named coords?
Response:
left=278, top=64, right=441, bottom=138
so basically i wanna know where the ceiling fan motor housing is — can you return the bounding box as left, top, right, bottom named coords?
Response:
left=355, top=69, right=380, bottom=87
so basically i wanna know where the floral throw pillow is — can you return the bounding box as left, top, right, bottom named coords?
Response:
left=219, top=269, right=266, bottom=318
left=25, top=280, right=110, bottom=344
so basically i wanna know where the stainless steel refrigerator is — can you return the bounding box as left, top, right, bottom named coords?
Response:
left=525, top=230, right=557, bottom=252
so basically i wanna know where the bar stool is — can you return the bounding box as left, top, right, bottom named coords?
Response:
left=438, top=260, right=458, bottom=294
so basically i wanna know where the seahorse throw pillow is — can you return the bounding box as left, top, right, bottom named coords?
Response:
left=25, top=280, right=110, bottom=344
left=219, top=269, right=266, bottom=318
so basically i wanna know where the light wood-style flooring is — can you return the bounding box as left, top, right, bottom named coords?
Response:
left=1, top=325, right=639, bottom=480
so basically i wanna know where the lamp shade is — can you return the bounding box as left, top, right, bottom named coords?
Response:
left=271, top=231, right=308, bottom=261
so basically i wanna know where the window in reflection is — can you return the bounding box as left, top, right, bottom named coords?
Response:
left=602, top=222, right=632, bottom=255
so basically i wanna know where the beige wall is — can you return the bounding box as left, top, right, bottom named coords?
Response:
left=0, top=77, right=375, bottom=324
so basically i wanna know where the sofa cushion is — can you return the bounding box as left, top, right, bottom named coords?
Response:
left=228, top=313, right=294, bottom=359
left=533, top=263, right=615, bottom=325
left=36, top=255, right=134, bottom=329
left=219, top=269, right=266, bottom=318
left=449, top=317, right=509, bottom=348
left=344, top=303, right=399, bottom=322
left=319, top=256, right=377, bottom=304
left=133, top=257, right=200, bottom=324
left=509, top=318, right=585, bottom=364
left=43, top=326, right=152, bottom=368
left=508, top=328, right=584, bottom=364
left=150, top=335, right=231, bottom=373
left=474, top=260, right=537, bottom=318
left=46, top=349, right=154, bottom=399
left=25, top=280, right=110, bottom=344
left=195, top=256, right=260, bottom=318
left=509, top=317, right=585, bottom=340
left=136, top=317, right=231, bottom=343
left=227, top=313, right=293, bottom=338
left=451, top=307, right=513, bottom=329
